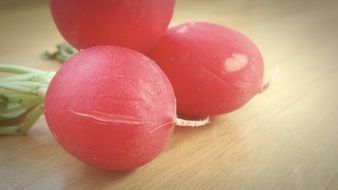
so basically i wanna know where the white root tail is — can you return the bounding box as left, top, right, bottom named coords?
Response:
left=174, top=117, right=211, bottom=127
left=261, top=63, right=280, bottom=93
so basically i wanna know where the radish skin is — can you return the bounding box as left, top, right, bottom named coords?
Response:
left=45, top=46, right=176, bottom=171
left=49, top=0, right=176, bottom=52
left=148, top=22, right=264, bottom=118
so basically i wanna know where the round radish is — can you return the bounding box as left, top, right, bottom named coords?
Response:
left=44, top=46, right=176, bottom=171
left=148, top=22, right=264, bottom=118
left=49, top=0, right=176, bottom=52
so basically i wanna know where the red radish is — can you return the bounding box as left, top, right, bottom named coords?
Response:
left=148, top=22, right=264, bottom=118
left=49, top=0, right=175, bottom=52
left=44, top=46, right=176, bottom=171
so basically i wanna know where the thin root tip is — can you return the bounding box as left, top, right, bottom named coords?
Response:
left=175, top=116, right=211, bottom=127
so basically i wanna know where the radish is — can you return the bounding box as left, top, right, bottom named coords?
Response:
left=49, top=0, right=176, bottom=52
left=44, top=46, right=208, bottom=171
left=148, top=22, right=265, bottom=118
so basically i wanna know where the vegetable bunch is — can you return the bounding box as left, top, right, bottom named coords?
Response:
left=0, top=0, right=266, bottom=171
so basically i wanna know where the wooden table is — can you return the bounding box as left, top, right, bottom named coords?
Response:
left=1, top=0, right=338, bottom=189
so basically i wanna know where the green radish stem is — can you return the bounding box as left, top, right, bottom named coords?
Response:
left=0, top=64, right=55, bottom=135
left=43, top=43, right=77, bottom=63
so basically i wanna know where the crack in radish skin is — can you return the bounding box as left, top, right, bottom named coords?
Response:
left=193, top=59, right=231, bottom=89
left=149, top=121, right=175, bottom=134
left=69, top=109, right=147, bottom=125
left=69, top=109, right=176, bottom=133
left=224, top=53, right=248, bottom=72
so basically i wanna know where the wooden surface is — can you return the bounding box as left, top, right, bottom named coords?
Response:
left=1, top=0, right=338, bottom=189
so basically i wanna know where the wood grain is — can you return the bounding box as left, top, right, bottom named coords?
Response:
left=1, top=0, right=338, bottom=189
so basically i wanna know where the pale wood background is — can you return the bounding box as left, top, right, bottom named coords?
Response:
left=0, top=0, right=338, bottom=189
